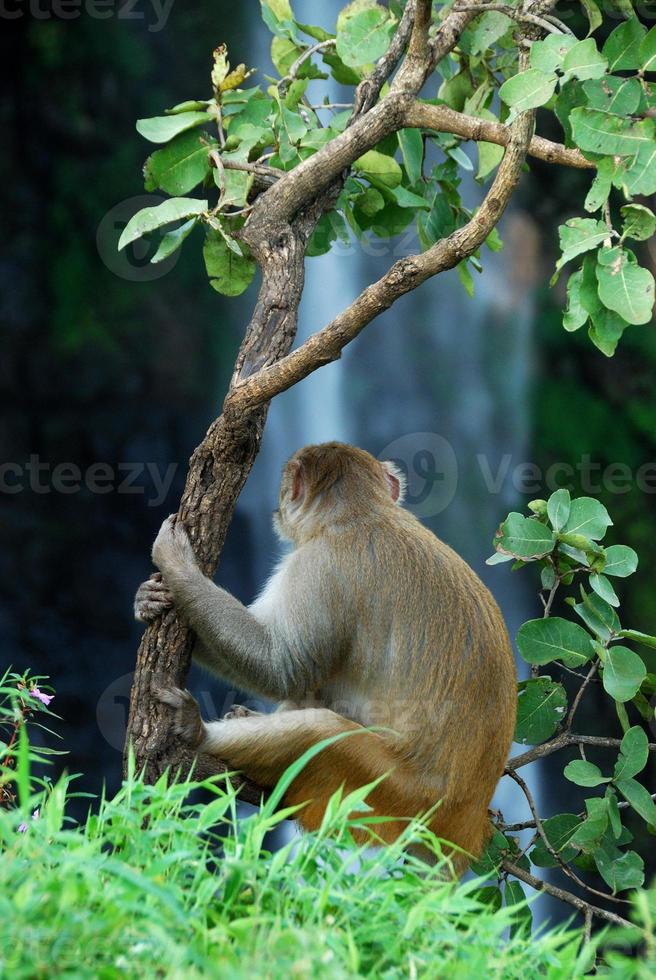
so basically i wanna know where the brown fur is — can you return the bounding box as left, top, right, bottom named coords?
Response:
left=146, top=442, right=516, bottom=872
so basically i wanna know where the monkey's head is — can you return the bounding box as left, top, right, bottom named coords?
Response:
left=274, top=442, right=406, bottom=542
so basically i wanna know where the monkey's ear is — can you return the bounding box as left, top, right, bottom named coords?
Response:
left=381, top=461, right=406, bottom=504
left=289, top=460, right=306, bottom=504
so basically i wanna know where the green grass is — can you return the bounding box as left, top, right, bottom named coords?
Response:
left=0, top=674, right=654, bottom=978
left=2, top=756, right=652, bottom=980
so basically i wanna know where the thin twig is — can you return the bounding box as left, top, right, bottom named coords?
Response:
left=279, top=39, right=335, bottom=91
left=452, top=3, right=567, bottom=36
left=502, top=861, right=633, bottom=929
left=566, top=661, right=599, bottom=730
left=505, top=767, right=629, bottom=905
left=509, top=733, right=656, bottom=770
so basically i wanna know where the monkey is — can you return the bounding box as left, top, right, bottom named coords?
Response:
left=134, top=442, right=516, bottom=873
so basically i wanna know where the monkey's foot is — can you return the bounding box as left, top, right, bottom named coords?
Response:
left=223, top=704, right=262, bottom=721
left=153, top=685, right=205, bottom=749
left=134, top=572, right=174, bottom=622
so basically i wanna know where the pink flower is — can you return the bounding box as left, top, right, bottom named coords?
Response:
left=17, top=811, right=38, bottom=835
left=30, top=687, right=53, bottom=706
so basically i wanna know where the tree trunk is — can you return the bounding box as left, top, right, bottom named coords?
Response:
left=124, top=198, right=329, bottom=786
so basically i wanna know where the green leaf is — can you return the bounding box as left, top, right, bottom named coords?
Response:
left=563, top=270, right=588, bottom=331
left=476, top=118, right=505, bottom=181
left=603, top=646, right=647, bottom=702
left=529, top=35, right=576, bottom=73
left=467, top=11, right=513, bottom=55
left=620, top=204, right=656, bottom=242
left=118, top=198, right=208, bottom=250
left=296, top=21, right=333, bottom=42
left=356, top=187, right=385, bottom=216
left=388, top=185, right=430, bottom=210
left=640, top=26, right=656, bottom=71
left=590, top=572, right=619, bottom=607
left=618, top=629, right=656, bottom=650
left=397, top=128, right=423, bottom=185
left=530, top=813, right=582, bottom=868
left=517, top=618, right=594, bottom=668
left=515, top=677, right=568, bottom=744
left=144, top=130, right=216, bottom=196
left=604, top=546, right=638, bottom=579
left=203, top=230, right=256, bottom=297
left=554, top=218, right=608, bottom=277
left=505, top=880, right=532, bottom=939
left=570, top=108, right=655, bottom=156
left=150, top=218, right=197, bottom=264
left=621, top=143, right=656, bottom=196
left=564, top=760, right=611, bottom=787
left=336, top=2, right=393, bottom=68
left=547, top=488, right=571, bottom=531
left=584, top=158, right=614, bottom=213
left=596, top=248, right=655, bottom=326
left=582, top=76, right=642, bottom=116
left=495, top=513, right=556, bottom=559
left=603, top=17, right=646, bottom=71
left=588, top=316, right=626, bottom=358
left=438, top=70, right=473, bottom=112
left=614, top=727, right=649, bottom=780
left=563, top=497, right=613, bottom=541
left=588, top=307, right=629, bottom=357
left=574, top=590, right=621, bottom=640
left=259, top=0, right=294, bottom=36
left=569, top=797, right=610, bottom=850
left=561, top=38, right=607, bottom=82
left=615, top=777, right=656, bottom=825
left=555, top=80, right=584, bottom=145
left=216, top=168, right=254, bottom=209
left=593, top=831, right=644, bottom=893
left=579, top=0, right=603, bottom=35
left=499, top=69, right=558, bottom=122
left=136, top=111, right=211, bottom=144
left=354, top=150, right=402, bottom=188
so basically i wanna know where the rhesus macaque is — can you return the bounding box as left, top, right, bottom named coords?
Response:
left=135, top=442, right=516, bottom=872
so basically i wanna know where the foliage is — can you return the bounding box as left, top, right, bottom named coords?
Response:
left=121, top=0, right=656, bottom=338
left=1, top=697, right=654, bottom=979
left=488, top=490, right=656, bottom=905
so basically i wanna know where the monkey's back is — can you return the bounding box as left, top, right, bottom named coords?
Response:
left=323, top=508, right=516, bottom=815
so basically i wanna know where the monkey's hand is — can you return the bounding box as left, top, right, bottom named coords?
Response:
left=134, top=572, right=174, bottom=623
left=151, top=514, right=198, bottom=577
left=153, top=685, right=205, bottom=749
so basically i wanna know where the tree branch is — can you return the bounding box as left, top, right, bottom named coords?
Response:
left=501, top=861, right=633, bottom=929
left=509, top=733, right=656, bottom=770
left=226, top=110, right=536, bottom=412
left=249, top=2, right=477, bottom=227
left=403, top=102, right=595, bottom=169
left=505, top=767, right=629, bottom=905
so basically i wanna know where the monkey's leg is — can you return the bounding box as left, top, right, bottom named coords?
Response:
left=199, top=706, right=437, bottom=844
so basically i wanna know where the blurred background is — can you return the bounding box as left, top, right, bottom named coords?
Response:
left=1, top=0, right=655, bottom=896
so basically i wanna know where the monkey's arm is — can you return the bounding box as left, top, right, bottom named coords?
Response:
left=151, top=516, right=341, bottom=701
